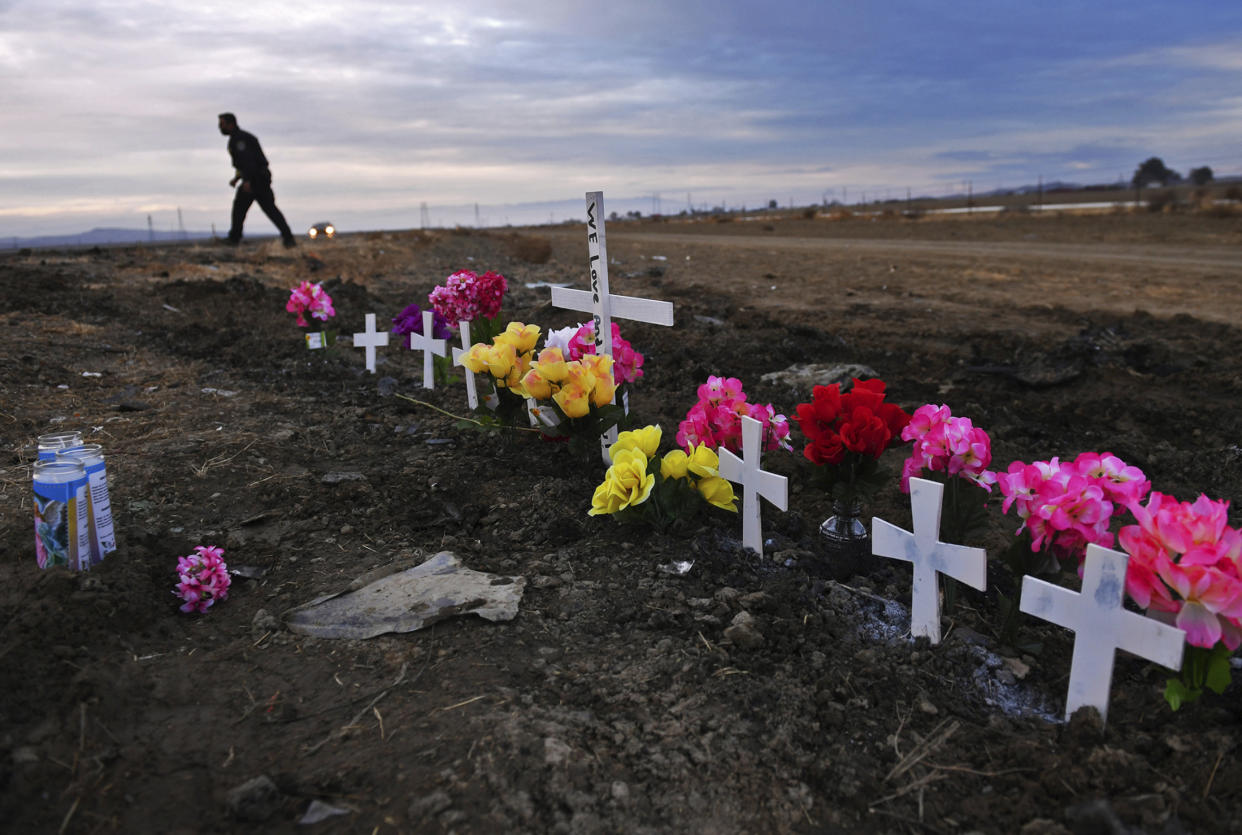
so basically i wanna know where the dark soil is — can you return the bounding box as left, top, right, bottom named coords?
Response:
left=2, top=214, right=1240, bottom=834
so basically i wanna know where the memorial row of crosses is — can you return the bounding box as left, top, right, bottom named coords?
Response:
left=340, top=191, right=1189, bottom=725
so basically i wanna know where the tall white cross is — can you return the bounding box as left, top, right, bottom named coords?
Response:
left=352, top=313, right=389, bottom=374
left=718, top=415, right=788, bottom=556
left=872, top=477, right=988, bottom=644
left=451, top=319, right=480, bottom=409
left=550, top=191, right=675, bottom=459
left=1020, top=543, right=1185, bottom=724
left=407, top=310, right=448, bottom=389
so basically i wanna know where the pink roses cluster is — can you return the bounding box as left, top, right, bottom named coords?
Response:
left=429, top=270, right=507, bottom=326
left=564, top=322, right=645, bottom=385
left=173, top=545, right=231, bottom=614
left=1119, top=493, right=1242, bottom=650
left=677, top=375, right=791, bottom=454
left=998, top=452, right=1150, bottom=560
left=900, top=404, right=997, bottom=493
left=286, top=281, right=336, bottom=327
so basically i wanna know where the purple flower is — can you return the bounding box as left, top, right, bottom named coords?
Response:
left=391, top=303, right=454, bottom=349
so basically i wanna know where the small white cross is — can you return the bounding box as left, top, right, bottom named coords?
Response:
left=872, top=477, right=988, bottom=644
left=1020, top=543, right=1185, bottom=724
left=550, top=191, right=675, bottom=459
left=451, top=319, right=480, bottom=409
left=407, top=310, right=448, bottom=389
left=352, top=313, right=389, bottom=374
left=718, top=415, right=788, bottom=555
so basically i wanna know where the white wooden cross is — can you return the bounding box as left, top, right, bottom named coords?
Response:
left=718, top=415, right=788, bottom=556
left=550, top=191, right=675, bottom=458
left=872, top=477, right=988, bottom=644
left=408, top=310, right=448, bottom=389
left=352, top=313, right=389, bottom=374
left=1020, top=543, right=1185, bottom=724
left=451, top=319, right=480, bottom=409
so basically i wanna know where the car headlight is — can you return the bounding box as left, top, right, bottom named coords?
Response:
left=308, top=227, right=318, bottom=238
left=325, top=225, right=335, bottom=237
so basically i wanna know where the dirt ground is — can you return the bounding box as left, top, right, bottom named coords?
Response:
left=1, top=210, right=1240, bottom=834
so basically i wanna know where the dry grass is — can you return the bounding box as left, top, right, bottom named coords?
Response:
left=505, top=234, right=553, bottom=264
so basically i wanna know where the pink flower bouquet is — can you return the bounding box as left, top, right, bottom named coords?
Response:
left=677, top=375, right=791, bottom=454
left=173, top=545, right=231, bottom=614
left=286, top=281, right=336, bottom=328
left=1119, top=491, right=1241, bottom=708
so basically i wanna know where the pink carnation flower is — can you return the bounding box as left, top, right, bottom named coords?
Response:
left=429, top=270, right=507, bottom=326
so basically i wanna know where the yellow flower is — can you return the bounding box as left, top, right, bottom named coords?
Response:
left=496, top=322, right=541, bottom=354
left=589, top=479, right=627, bottom=516
left=486, top=341, right=517, bottom=380
left=696, top=476, right=737, bottom=511
left=686, top=443, right=721, bottom=478
left=591, top=368, right=617, bottom=408
left=611, top=425, right=661, bottom=461
left=519, top=367, right=553, bottom=400
left=564, top=360, right=597, bottom=392
left=533, top=347, right=569, bottom=383
left=580, top=351, right=613, bottom=380
left=504, top=350, right=532, bottom=390
left=588, top=449, right=654, bottom=515
left=460, top=342, right=492, bottom=374
left=660, top=449, right=689, bottom=479
left=553, top=381, right=592, bottom=418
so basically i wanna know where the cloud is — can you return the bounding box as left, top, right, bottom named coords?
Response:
left=3, top=1, right=1242, bottom=236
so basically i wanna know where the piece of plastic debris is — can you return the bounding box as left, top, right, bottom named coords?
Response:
left=658, top=560, right=695, bottom=576
left=81, top=371, right=102, bottom=377
left=299, top=800, right=351, bottom=825
left=283, top=551, right=526, bottom=639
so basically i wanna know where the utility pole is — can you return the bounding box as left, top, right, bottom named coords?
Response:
left=147, top=214, right=154, bottom=242
left=419, top=202, right=431, bottom=229
left=474, top=203, right=480, bottom=227
left=1037, top=175, right=1043, bottom=211
left=177, top=207, right=186, bottom=239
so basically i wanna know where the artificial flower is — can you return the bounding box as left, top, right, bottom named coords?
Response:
left=900, top=403, right=998, bottom=493
left=660, top=449, right=690, bottom=479
left=611, top=425, right=662, bottom=461
left=589, top=448, right=654, bottom=515
left=286, top=281, right=335, bottom=327
left=696, top=476, right=738, bottom=511
left=429, top=270, right=507, bottom=326
left=173, top=545, right=231, bottom=614
left=391, top=302, right=453, bottom=349
left=793, top=378, right=910, bottom=503
left=677, top=375, right=792, bottom=453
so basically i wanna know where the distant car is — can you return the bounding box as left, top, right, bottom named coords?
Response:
left=307, top=222, right=336, bottom=240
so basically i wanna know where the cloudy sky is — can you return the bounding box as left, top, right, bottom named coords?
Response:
left=3, top=1, right=1241, bottom=237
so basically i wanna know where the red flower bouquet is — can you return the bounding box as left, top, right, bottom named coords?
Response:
left=795, top=378, right=910, bottom=502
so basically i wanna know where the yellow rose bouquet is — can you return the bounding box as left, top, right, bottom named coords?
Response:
left=459, top=321, right=542, bottom=426
left=520, top=346, right=627, bottom=455
left=589, top=426, right=738, bottom=530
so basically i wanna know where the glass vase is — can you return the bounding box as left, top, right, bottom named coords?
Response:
left=820, top=499, right=870, bottom=563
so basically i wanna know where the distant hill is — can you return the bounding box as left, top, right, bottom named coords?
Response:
left=2, top=227, right=214, bottom=250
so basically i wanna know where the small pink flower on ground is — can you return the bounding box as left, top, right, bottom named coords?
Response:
left=173, top=545, right=231, bottom=614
